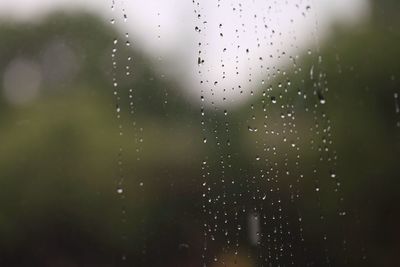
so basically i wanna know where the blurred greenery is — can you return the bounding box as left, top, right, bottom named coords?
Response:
left=0, top=0, right=399, bottom=266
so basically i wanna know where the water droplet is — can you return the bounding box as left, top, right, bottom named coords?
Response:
left=248, top=126, right=258, bottom=132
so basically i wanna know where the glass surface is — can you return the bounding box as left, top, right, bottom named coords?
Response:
left=0, top=0, right=399, bottom=266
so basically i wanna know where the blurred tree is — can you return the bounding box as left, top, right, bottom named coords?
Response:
left=0, top=1, right=398, bottom=266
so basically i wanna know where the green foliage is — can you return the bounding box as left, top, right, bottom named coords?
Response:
left=0, top=4, right=399, bottom=266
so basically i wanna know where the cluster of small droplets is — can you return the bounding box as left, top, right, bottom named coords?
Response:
left=110, top=1, right=130, bottom=263
left=307, top=0, right=353, bottom=264
left=282, top=6, right=312, bottom=261
left=106, top=0, right=369, bottom=266
left=192, top=2, right=213, bottom=265
left=110, top=9, right=124, bottom=191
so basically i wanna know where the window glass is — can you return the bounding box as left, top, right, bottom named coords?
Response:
left=0, top=0, right=398, bottom=266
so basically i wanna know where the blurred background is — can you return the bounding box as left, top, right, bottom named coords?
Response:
left=0, top=0, right=399, bottom=266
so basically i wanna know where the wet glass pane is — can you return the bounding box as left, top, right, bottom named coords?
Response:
left=0, top=0, right=399, bottom=266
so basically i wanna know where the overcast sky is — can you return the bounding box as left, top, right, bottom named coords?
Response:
left=0, top=0, right=371, bottom=106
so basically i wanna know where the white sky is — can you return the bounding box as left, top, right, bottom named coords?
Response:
left=0, top=0, right=370, bottom=106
